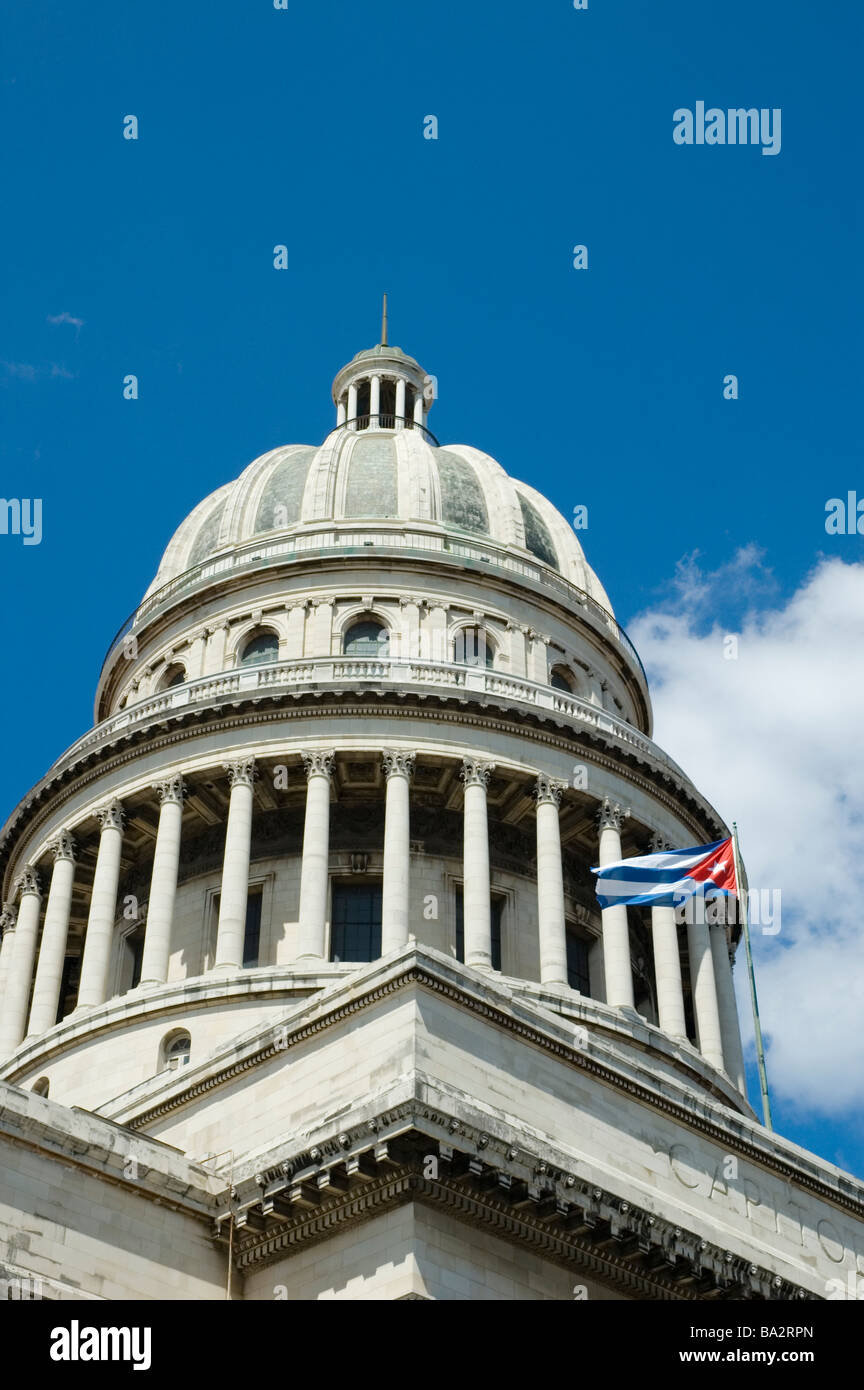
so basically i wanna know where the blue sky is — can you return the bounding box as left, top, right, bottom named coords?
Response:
left=2, top=2, right=862, bottom=1173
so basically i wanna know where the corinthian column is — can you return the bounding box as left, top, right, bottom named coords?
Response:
left=0, top=871, right=41, bottom=1055
left=77, top=800, right=126, bottom=1009
left=534, top=775, right=568, bottom=986
left=0, top=904, right=17, bottom=1008
left=27, top=832, right=77, bottom=1036
left=214, top=758, right=257, bottom=970
left=381, top=751, right=415, bottom=954
left=710, top=915, right=747, bottom=1090
left=686, top=898, right=725, bottom=1071
left=596, top=799, right=634, bottom=1008
left=461, top=758, right=495, bottom=969
left=297, top=751, right=335, bottom=960
left=139, top=776, right=186, bottom=986
left=649, top=833, right=687, bottom=1039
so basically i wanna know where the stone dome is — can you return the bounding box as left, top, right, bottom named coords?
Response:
left=145, top=339, right=612, bottom=615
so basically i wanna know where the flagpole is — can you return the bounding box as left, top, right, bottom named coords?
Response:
left=732, top=822, right=773, bottom=1130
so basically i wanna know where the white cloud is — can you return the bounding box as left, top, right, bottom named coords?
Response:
left=629, top=553, right=864, bottom=1117
left=46, top=311, right=84, bottom=333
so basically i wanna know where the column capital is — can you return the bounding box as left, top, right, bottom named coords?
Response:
left=649, top=831, right=675, bottom=854
left=301, top=749, right=335, bottom=780
left=223, top=757, right=257, bottom=789
left=382, top=750, right=416, bottom=781
left=49, top=830, right=77, bottom=864
left=534, top=774, right=568, bottom=807
left=153, top=775, right=187, bottom=806
left=0, top=902, right=17, bottom=937
left=14, top=867, right=41, bottom=899
left=597, top=797, right=629, bottom=833
left=461, top=757, right=496, bottom=789
left=96, top=799, right=126, bottom=834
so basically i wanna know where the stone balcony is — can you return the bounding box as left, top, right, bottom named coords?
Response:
left=68, top=657, right=686, bottom=784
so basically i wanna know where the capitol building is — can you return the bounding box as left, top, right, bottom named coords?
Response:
left=1, top=328, right=862, bottom=1301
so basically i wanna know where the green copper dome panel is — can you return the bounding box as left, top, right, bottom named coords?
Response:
left=517, top=493, right=558, bottom=570
left=343, top=436, right=398, bottom=517
left=254, top=448, right=315, bottom=533
left=436, top=450, right=489, bottom=535
left=188, top=498, right=226, bottom=567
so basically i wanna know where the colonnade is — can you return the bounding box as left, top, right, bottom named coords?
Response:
left=339, top=375, right=425, bottom=430
left=0, top=761, right=745, bottom=1093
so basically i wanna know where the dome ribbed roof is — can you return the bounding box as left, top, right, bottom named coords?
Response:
left=145, top=427, right=613, bottom=614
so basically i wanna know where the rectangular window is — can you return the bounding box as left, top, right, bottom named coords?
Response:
left=566, top=928, right=590, bottom=995
left=212, top=886, right=264, bottom=968
left=129, top=929, right=144, bottom=989
left=57, top=954, right=81, bottom=1022
left=331, top=883, right=382, bottom=962
left=455, top=887, right=503, bottom=971
left=243, top=888, right=263, bottom=967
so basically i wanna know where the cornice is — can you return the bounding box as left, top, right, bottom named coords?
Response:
left=217, top=1106, right=818, bottom=1302
left=112, top=957, right=864, bottom=1223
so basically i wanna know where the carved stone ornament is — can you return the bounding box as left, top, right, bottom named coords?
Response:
left=96, top=800, right=126, bottom=834
left=597, top=797, right=630, bottom=834
left=649, top=831, right=675, bottom=854
left=0, top=902, right=17, bottom=937
left=49, top=830, right=77, bottom=863
left=534, top=774, right=567, bottom=808
left=13, top=867, right=40, bottom=899
left=382, top=751, right=416, bottom=781
left=460, top=758, right=496, bottom=789
left=153, top=776, right=187, bottom=806
left=301, top=750, right=335, bottom=780
left=224, top=758, right=257, bottom=789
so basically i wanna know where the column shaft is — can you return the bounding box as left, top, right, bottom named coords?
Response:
left=686, top=907, right=725, bottom=1070
left=139, top=779, right=185, bottom=986
left=597, top=801, right=634, bottom=1008
left=77, top=803, right=125, bottom=1009
left=0, top=907, right=16, bottom=1006
left=651, top=905, right=687, bottom=1038
left=28, top=835, right=77, bottom=1036
left=462, top=760, right=494, bottom=969
left=710, top=920, right=747, bottom=1090
left=535, top=778, right=568, bottom=986
left=381, top=753, right=414, bottom=954
left=215, top=761, right=256, bottom=970
left=369, top=375, right=380, bottom=427
left=0, top=877, right=41, bottom=1055
left=347, top=383, right=358, bottom=426
left=297, top=752, right=334, bottom=959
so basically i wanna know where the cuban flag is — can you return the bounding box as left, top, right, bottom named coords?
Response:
left=591, top=837, right=737, bottom=910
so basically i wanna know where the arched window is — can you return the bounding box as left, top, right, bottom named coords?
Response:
left=32, top=1077, right=50, bottom=1098
left=158, top=663, right=186, bottom=691
left=453, top=626, right=493, bottom=669
left=240, top=630, right=279, bottom=667
left=550, top=666, right=576, bottom=694
left=343, top=619, right=389, bottom=658
left=161, top=1031, right=191, bottom=1072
